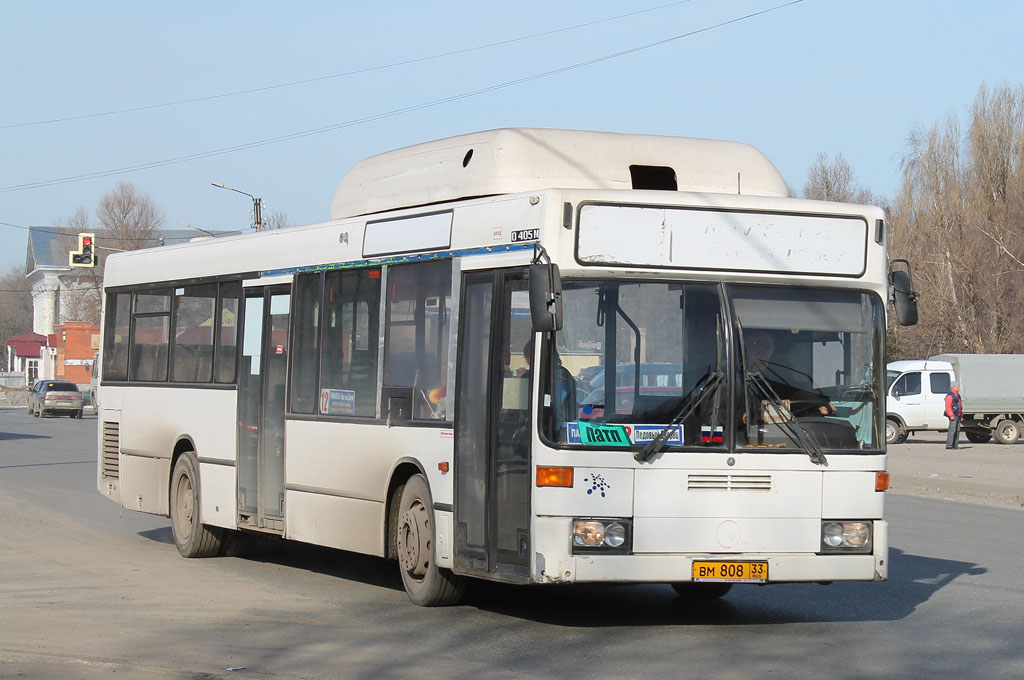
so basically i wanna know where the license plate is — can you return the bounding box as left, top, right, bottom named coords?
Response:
left=692, top=561, right=768, bottom=583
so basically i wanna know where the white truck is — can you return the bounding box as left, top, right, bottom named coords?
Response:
left=885, top=354, right=1024, bottom=445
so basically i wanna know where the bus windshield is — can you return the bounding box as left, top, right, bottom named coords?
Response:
left=543, top=280, right=728, bottom=448
left=541, top=281, right=883, bottom=452
left=732, top=286, right=883, bottom=452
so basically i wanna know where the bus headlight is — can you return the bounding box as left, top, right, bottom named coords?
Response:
left=820, top=521, right=872, bottom=553
left=572, top=519, right=631, bottom=554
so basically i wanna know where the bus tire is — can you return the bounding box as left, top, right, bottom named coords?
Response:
left=170, top=452, right=223, bottom=558
left=993, top=419, right=1020, bottom=445
left=671, top=582, right=733, bottom=599
left=395, top=474, right=464, bottom=606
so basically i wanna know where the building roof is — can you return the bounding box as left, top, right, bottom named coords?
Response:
left=6, top=332, right=48, bottom=357
left=25, top=226, right=237, bottom=275
left=26, top=227, right=76, bottom=272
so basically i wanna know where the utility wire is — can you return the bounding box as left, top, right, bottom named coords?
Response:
left=0, top=1, right=695, bottom=130
left=0, top=0, right=802, bottom=194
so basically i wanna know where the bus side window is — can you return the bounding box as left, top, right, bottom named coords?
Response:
left=214, top=281, right=240, bottom=384
left=289, top=273, right=322, bottom=414
left=383, top=260, right=453, bottom=420
left=320, top=268, right=382, bottom=417
left=103, top=292, right=131, bottom=381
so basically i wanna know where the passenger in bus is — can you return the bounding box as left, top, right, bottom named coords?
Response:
left=516, top=338, right=533, bottom=378
left=744, top=330, right=834, bottom=418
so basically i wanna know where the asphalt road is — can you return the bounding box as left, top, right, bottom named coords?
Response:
left=1, top=409, right=1023, bottom=680
left=887, top=429, right=1024, bottom=509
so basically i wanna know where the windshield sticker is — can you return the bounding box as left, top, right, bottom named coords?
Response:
left=320, top=389, right=355, bottom=416
left=571, top=422, right=632, bottom=446
left=568, top=422, right=681, bottom=446
left=700, top=425, right=724, bottom=444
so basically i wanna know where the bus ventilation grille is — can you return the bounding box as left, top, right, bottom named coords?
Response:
left=101, top=422, right=120, bottom=479
left=687, top=474, right=771, bottom=492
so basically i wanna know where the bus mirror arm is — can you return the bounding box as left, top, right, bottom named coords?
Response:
left=529, top=262, right=563, bottom=332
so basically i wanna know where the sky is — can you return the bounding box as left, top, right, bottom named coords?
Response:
left=3, top=0, right=1023, bottom=274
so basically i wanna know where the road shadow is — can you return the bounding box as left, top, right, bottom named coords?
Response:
left=136, top=528, right=405, bottom=591
left=139, top=527, right=174, bottom=544
left=0, top=458, right=92, bottom=469
left=464, top=547, right=985, bottom=626
left=0, top=430, right=50, bottom=442
left=135, top=533, right=984, bottom=626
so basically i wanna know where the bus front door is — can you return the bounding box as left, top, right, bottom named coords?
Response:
left=455, top=271, right=531, bottom=579
left=237, top=286, right=290, bottom=533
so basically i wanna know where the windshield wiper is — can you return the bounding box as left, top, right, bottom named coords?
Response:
left=746, top=370, right=828, bottom=466
left=635, top=370, right=723, bottom=463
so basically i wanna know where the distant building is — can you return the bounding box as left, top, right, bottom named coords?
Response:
left=5, top=332, right=49, bottom=385
left=25, top=227, right=78, bottom=336
left=25, top=226, right=233, bottom=336
left=52, top=321, right=101, bottom=386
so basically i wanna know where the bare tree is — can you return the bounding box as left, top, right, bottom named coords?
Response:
left=0, top=265, right=34, bottom=356
left=47, top=185, right=166, bottom=326
left=888, top=83, right=1024, bottom=357
left=261, top=209, right=293, bottom=231
left=97, top=182, right=164, bottom=251
left=803, top=151, right=875, bottom=204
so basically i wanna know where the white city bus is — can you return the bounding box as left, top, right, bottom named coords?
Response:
left=97, top=128, right=918, bottom=605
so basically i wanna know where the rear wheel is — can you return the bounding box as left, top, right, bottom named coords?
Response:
left=965, top=430, right=992, bottom=443
left=395, top=474, right=464, bottom=606
left=170, top=452, right=223, bottom=558
left=671, top=582, right=734, bottom=599
left=885, top=418, right=907, bottom=445
left=993, top=419, right=1020, bottom=445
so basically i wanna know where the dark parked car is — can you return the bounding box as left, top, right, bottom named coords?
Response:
left=29, top=380, right=85, bottom=418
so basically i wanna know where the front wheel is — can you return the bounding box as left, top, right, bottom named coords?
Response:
left=885, top=418, right=907, bottom=445
left=170, top=452, right=223, bottom=558
left=993, top=419, right=1020, bottom=445
left=395, top=474, right=464, bottom=606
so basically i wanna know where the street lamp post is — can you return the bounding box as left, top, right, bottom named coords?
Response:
left=211, top=180, right=264, bottom=232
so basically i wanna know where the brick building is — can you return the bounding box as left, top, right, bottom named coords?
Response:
left=52, top=321, right=100, bottom=385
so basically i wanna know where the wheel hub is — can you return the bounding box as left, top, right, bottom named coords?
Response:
left=397, top=505, right=429, bottom=577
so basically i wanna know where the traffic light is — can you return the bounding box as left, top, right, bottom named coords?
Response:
left=69, top=233, right=98, bottom=268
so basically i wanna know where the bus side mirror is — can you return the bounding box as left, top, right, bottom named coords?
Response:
left=529, top=263, right=563, bottom=332
left=889, top=259, right=919, bottom=327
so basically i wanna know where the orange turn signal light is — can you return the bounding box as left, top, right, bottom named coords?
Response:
left=875, top=471, right=890, bottom=492
left=536, top=466, right=574, bottom=488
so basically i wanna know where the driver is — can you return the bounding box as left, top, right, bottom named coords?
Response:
left=744, top=330, right=834, bottom=418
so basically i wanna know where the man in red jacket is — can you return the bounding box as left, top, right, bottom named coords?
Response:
left=944, top=384, right=962, bottom=450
